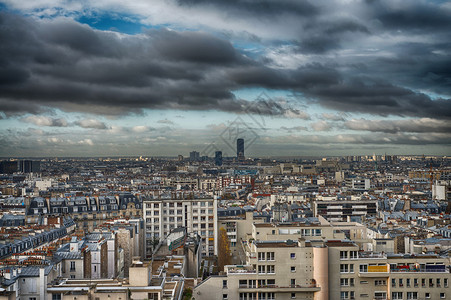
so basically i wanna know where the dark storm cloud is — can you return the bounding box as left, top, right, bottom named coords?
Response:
left=306, top=79, right=451, bottom=119
left=177, top=0, right=318, bottom=17
left=367, top=0, right=451, bottom=32
left=295, top=20, right=370, bottom=54
left=149, top=29, right=241, bottom=65
left=0, top=11, right=450, bottom=120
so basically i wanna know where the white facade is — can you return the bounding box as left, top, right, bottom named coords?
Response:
left=143, top=197, right=218, bottom=257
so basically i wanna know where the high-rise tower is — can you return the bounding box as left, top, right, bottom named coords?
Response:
left=237, top=138, right=244, bottom=160
left=215, top=151, right=223, bottom=166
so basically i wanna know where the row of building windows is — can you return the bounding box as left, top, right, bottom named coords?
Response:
left=238, top=293, right=275, bottom=300
left=257, top=265, right=276, bottom=274
left=392, top=278, right=448, bottom=288
left=339, top=251, right=358, bottom=259
left=392, top=292, right=446, bottom=299
left=257, top=252, right=275, bottom=261
left=149, top=201, right=212, bottom=208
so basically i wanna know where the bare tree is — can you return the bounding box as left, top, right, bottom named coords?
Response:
left=217, top=227, right=231, bottom=272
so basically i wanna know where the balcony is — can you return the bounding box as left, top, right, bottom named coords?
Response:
left=226, top=265, right=256, bottom=275
left=359, top=266, right=389, bottom=278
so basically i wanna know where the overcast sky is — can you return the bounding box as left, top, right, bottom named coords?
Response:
left=0, top=0, right=450, bottom=157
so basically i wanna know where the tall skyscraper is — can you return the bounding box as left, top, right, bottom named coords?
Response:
left=0, top=160, right=18, bottom=174
left=215, top=151, right=223, bottom=166
left=189, top=151, right=200, bottom=162
left=19, top=160, right=40, bottom=173
left=237, top=138, right=244, bottom=160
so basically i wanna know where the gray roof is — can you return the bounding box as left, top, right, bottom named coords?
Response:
left=19, top=266, right=53, bottom=277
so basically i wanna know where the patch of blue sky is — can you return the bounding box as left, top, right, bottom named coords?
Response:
left=76, top=12, right=148, bottom=34
left=0, top=2, right=8, bottom=11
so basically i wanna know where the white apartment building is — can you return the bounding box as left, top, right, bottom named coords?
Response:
left=345, top=177, right=371, bottom=191
left=194, top=222, right=451, bottom=300
left=143, top=197, right=218, bottom=257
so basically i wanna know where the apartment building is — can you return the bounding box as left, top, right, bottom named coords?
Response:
left=311, top=196, right=378, bottom=221
left=143, top=196, right=218, bottom=257
left=345, top=177, right=371, bottom=191
left=26, top=193, right=142, bottom=232
left=194, top=222, right=450, bottom=300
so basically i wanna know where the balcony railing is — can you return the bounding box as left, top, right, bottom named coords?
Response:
left=390, top=267, right=449, bottom=273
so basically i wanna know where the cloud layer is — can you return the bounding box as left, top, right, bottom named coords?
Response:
left=0, top=9, right=450, bottom=120
left=0, top=0, right=450, bottom=156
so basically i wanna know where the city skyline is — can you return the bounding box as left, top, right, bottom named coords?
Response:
left=0, top=0, right=450, bottom=157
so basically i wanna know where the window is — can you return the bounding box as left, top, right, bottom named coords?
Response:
left=291, top=279, right=296, bottom=286
left=249, top=280, right=256, bottom=288
left=239, top=280, right=247, bottom=288
left=407, top=292, right=418, bottom=300
left=440, top=293, right=445, bottom=299
left=267, top=265, right=275, bottom=274
left=266, top=252, right=275, bottom=261
left=52, top=294, right=62, bottom=300
left=407, top=278, right=411, bottom=287
left=223, top=280, right=227, bottom=289
left=392, top=278, right=396, bottom=287
left=425, top=293, right=430, bottom=299
left=414, top=278, right=418, bottom=287
left=350, top=278, right=354, bottom=287
left=258, top=251, right=265, bottom=261
left=340, top=251, right=348, bottom=259
left=290, top=253, right=296, bottom=259
left=350, top=264, right=354, bottom=273
left=258, top=265, right=265, bottom=274
left=350, top=251, right=358, bottom=259
left=70, top=261, right=76, bottom=271
left=359, top=264, right=367, bottom=272
left=392, top=292, right=402, bottom=300
left=445, top=278, right=448, bottom=287
left=340, top=264, right=349, bottom=273
left=340, top=278, right=349, bottom=286
left=399, top=278, right=403, bottom=287
left=340, top=291, right=349, bottom=300
left=223, top=295, right=228, bottom=300
left=437, top=278, right=441, bottom=287
left=375, top=280, right=386, bottom=286
left=291, top=266, right=296, bottom=272
left=291, top=293, right=296, bottom=299
left=375, top=292, right=386, bottom=300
